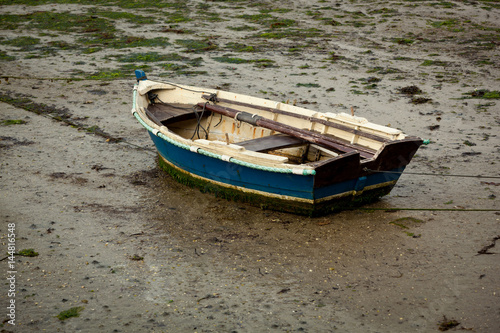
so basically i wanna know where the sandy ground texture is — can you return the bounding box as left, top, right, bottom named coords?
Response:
left=1, top=0, right=499, bottom=332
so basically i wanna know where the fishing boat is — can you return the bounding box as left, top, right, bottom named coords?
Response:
left=132, top=70, right=424, bottom=216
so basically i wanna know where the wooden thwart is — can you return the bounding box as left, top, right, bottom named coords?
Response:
left=146, top=103, right=205, bottom=125
left=238, top=134, right=305, bottom=152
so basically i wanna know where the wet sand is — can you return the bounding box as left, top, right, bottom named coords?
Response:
left=1, top=1, right=499, bottom=332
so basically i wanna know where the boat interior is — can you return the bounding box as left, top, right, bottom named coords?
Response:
left=140, top=84, right=409, bottom=166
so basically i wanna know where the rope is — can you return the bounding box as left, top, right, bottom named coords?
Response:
left=354, top=207, right=499, bottom=212
left=156, top=81, right=208, bottom=95
left=190, top=103, right=209, bottom=140
left=147, top=91, right=209, bottom=140
left=364, top=168, right=500, bottom=179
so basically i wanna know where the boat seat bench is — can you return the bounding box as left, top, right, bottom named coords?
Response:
left=237, top=134, right=305, bottom=152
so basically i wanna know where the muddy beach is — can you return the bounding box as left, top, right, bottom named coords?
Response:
left=1, top=1, right=499, bottom=332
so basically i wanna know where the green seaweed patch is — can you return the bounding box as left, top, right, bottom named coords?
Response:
left=268, top=19, right=296, bottom=29
left=227, top=25, right=259, bottom=32
left=165, top=11, right=192, bottom=24
left=411, top=97, right=432, bottom=104
left=325, top=51, right=344, bottom=62
left=350, top=89, right=368, bottom=95
left=237, top=13, right=273, bottom=23
left=0, top=0, right=188, bottom=9
left=85, top=125, right=105, bottom=135
left=288, top=45, right=308, bottom=53
left=47, top=40, right=77, bottom=50
left=392, top=38, right=415, bottom=45
left=57, top=306, right=84, bottom=321
left=0, top=92, right=70, bottom=119
left=225, top=42, right=256, bottom=52
left=393, top=56, right=415, bottom=61
left=399, top=85, right=423, bottom=95
left=438, top=316, right=460, bottom=331
left=369, top=7, right=398, bottom=15
left=79, top=36, right=170, bottom=49
left=0, top=14, right=23, bottom=30
left=159, top=70, right=208, bottom=77
left=390, top=217, right=423, bottom=229
left=85, top=69, right=130, bottom=80
left=297, top=83, right=320, bottom=88
left=462, top=89, right=500, bottom=99
left=346, top=10, right=368, bottom=19
left=347, top=21, right=367, bottom=28
left=366, top=67, right=401, bottom=74
left=82, top=47, right=102, bottom=54
left=1, top=119, right=26, bottom=126
left=260, top=8, right=293, bottom=14
left=1, top=36, right=40, bottom=51
left=175, top=39, right=217, bottom=53
left=17, top=248, right=39, bottom=257
left=92, top=10, right=157, bottom=25
left=476, top=59, right=494, bottom=66
left=212, top=56, right=273, bottom=68
left=162, top=63, right=189, bottom=71
left=129, top=254, right=144, bottom=261
left=111, top=52, right=179, bottom=63
left=360, top=77, right=381, bottom=89
left=113, top=0, right=188, bottom=10
left=158, top=55, right=205, bottom=76
left=429, top=1, right=457, bottom=8
left=256, top=28, right=323, bottom=39
left=0, top=50, right=16, bottom=61
left=320, top=18, right=342, bottom=26
left=252, top=59, right=275, bottom=68
left=186, top=57, right=204, bottom=67
left=30, top=11, right=115, bottom=34
left=430, top=19, right=459, bottom=29
left=0, top=90, right=121, bottom=142
left=420, top=59, right=449, bottom=67
left=196, top=10, right=222, bottom=22
left=213, top=56, right=251, bottom=64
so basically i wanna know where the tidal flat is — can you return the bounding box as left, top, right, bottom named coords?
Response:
left=0, top=0, right=499, bottom=332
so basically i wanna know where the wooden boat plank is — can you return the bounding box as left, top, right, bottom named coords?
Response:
left=237, top=134, right=305, bottom=152
left=362, top=137, right=423, bottom=171
left=320, top=132, right=377, bottom=155
left=147, top=103, right=200, bottom=124
left=311, top=151, right=362, bottom=187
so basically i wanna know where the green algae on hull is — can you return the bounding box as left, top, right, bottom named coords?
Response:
left=157, top=155, right=392, bottom=217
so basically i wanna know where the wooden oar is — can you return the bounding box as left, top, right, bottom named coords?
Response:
left=196, top=103, right=374, bottom=158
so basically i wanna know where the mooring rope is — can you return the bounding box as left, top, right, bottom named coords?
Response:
left=364, top=168, right=500, bottom=179
left=353, top=207, right=499, bottom=212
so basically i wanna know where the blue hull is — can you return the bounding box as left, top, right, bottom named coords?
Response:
left=149, top=132, right=404, bottom=215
